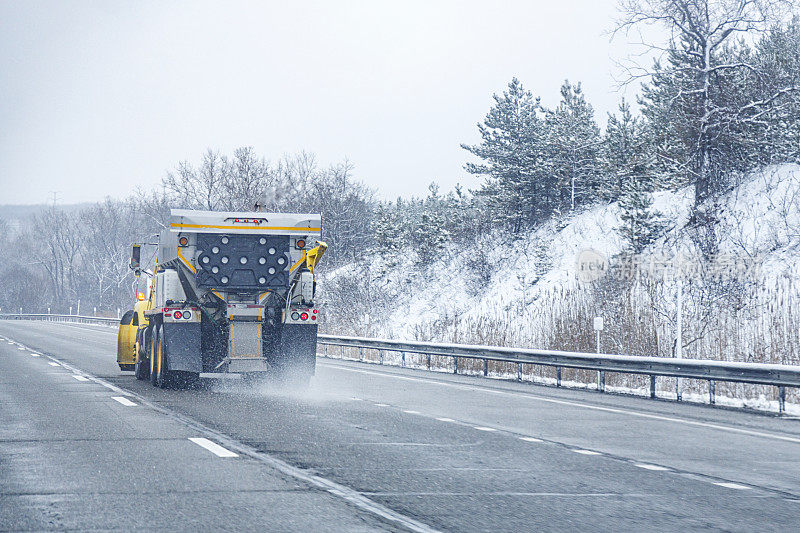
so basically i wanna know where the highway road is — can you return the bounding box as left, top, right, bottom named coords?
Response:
left=2, top=320, right=800, bottom=532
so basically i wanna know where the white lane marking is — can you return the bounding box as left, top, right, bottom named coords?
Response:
left=474, top=426, right=497, bottom=432
left=635, top=463, right=669, bottom=471
left=189, top=437, right=239, bottom=458
left=112, top=396, right=137, bottom=407
left=714, top=482, right=751, bottom=490
left=48, top=362, right=60, bottom=367
left=0, top=334, right=440, bottom=533
left=72, top=375, right=89, bottom=382
left=573, top=449, right=601, bottom=456
left=322, top=363, right=800, bottom=445
left=403, top=410, right=421, bottom=414
left=375, top=403, right=389, bottom=407
left=351, top=397, right=363, bottom=401
left=30, top=353, right=40, bottom=357
left=17, top=347, right=25, bottom=350
left=519, top=436, right=543, bottom=443
left=436, top=417, right=455, bottom=422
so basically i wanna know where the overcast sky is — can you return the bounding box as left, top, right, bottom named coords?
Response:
left=0, top=1, right=643, bottom=205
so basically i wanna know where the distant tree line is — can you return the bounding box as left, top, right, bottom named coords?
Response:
left=0, top=151, right=375, bottom=315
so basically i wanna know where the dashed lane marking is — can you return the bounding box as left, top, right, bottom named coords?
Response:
left=403, top=410, right=421, bottom=414
left=30, top=353, right=40, bottom=357
left=474, top=426, right=497, bottom=432
left=322, top=363, right=800, bottom=445
left=0, top=329, right=441, bottom=532
left=112, top=396, right=137, bottom=407
left=72, top=375, right=89, bottom=382
left=375, top=403, right=389, bottom=407
left=635, top=463, right=669, bottom=471
left=48, top=362, right=60, bottom=367
left=189, top=437, right=239, bottom=458
left=573, top=449, right=601, bottom=456
left=519, top=437, right=543, bottom=443
left=714, top=482, right=751, bottom=490
left=436, top=417, right=455, bottom=422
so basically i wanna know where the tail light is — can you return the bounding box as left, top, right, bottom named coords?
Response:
left=300, top=312, right=308, bottom=321
left=173, top=310, right=183, bottom=319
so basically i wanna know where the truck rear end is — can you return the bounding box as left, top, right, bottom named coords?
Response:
left=120, top=208, right=326, bottom=389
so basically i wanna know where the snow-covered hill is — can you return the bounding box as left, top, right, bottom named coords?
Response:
left=322, top=164, right=800, bottom=411
left=328, top=164, right=798, bottom=343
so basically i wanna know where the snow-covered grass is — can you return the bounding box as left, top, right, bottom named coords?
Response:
left=321, top=164, right=800, bottom=412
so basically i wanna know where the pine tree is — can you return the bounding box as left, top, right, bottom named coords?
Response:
left=616, top=175, right=666, bottom=255
left=412, top=211, right=451, bottom=266
left=461, top=78, right=549, bottom=232
left=602, top=99, right=652, bottom=201
left=546, top=81, right=602, bottom=212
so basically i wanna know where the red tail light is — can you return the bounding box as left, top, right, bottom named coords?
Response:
left=300, top=312, right=308, bottom=321
left=174, top=310, right=183, bottom=319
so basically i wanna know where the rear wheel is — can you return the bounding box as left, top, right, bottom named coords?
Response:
left=135, top=328, right=150, bottom=380
left=149, top=327, right=159, bottom=386
left=156, top=326, right=169, bottom=389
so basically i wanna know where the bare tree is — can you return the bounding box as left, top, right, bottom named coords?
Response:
left=616, top=0, right=798, bottom=206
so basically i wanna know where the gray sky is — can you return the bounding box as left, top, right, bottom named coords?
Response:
left=0, top=0, right=641, bottom=205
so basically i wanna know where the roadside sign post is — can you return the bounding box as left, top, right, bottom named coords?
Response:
left=594, top=317, right=604, bottom=392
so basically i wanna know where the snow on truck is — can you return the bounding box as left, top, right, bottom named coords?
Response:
left=116, top=208, right=327, bottom=389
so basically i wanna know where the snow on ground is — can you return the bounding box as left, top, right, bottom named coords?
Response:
left=323, top=164, right=800, bottom=412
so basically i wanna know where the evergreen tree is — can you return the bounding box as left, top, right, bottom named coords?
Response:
left=546, top=81, right=602, bottom=212
left=602, top=99, right=652, bottom=201
left=461, top=78, right=549, bottom=232
left=616, top=175, right=666, bottom=255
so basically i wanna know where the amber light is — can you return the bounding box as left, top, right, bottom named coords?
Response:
left=296, top=239, right=306, bottom=249
left=179, top=236, right=189, bottom=246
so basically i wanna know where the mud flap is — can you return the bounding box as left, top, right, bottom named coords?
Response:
left=162, top=322, right=202, bottom=373
left=276, top=324, right=318, bottom=377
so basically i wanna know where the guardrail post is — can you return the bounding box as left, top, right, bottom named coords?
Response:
left=359, top=347, right=364, bottom=362
left=779, top=386, right=786, bottom=414
left=556, top=367, right=561, bottom=387
left=483, top=359, right=488, bottom=377
left=650, top=375, right=656, bottom=399
left=379, top=350, right=384, bottom=365
left=709, top=380, right=715, bottom=405
left=402, top=351, right=406, bottom=367
left=597, top=371, right=605, bottom=393
left=324, top=344, right=328, bottom=357
left=517, top=362, right=522, bottom=382
left=341, top=345, right=345, bottom=359
left=426, top=353, right=430, bottom=371
left=453, top=357, right=458, bottom=374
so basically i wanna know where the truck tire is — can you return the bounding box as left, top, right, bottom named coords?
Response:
left=135, top=328, right=150, bottom=381
left=149, top=327, right=159, bottom=386
left=155, top=326, right=170, bottom=389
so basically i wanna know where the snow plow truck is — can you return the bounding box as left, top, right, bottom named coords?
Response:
left=116, top=209, right=326, bottom=389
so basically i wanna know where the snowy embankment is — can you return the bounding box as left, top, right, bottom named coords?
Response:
left=323, top=164, right=800, bottom=412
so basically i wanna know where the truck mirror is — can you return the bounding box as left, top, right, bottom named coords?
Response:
left=130, top=244, right=141, bottom=272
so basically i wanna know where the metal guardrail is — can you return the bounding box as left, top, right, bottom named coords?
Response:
left=318, top=334, right=799, bottom=414
left=0, top=313, right=118, bottom=326
left=2, top=313, right=796, bottom=413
